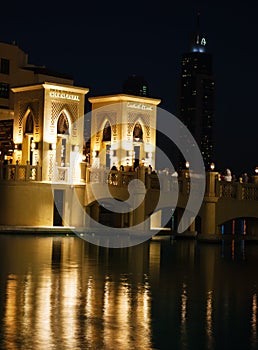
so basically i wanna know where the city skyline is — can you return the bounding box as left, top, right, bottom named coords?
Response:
left=1, top=1, right=258, bottom=175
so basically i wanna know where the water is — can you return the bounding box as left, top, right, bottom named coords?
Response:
left=0, top=234, right=257, bottom=350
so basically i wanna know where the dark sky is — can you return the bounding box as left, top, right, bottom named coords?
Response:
left=1, top=1, right=258, bottom=175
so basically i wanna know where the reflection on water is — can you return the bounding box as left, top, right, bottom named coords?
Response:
left=0, top=235, right=258, bottom=349
left=206, top=290, right=213, bottom=349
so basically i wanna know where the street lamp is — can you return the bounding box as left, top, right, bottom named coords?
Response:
left=185, top=161, right=190, bottom=169
left=255, top=167, right=258, bottom=174
left=210, top=162, right=215, bottom=171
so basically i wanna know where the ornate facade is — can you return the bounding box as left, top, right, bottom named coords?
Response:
left=89, top=94, right=160, bottom=170
left=11, top=82, right=89, bottom=182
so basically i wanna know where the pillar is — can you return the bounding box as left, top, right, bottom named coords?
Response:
left=200, top=171, right=220, bottom=235
left=201, top=198, right=218, bottom=235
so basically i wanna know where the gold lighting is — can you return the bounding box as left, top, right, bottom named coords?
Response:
left=210, top=162, right=215, bottom=171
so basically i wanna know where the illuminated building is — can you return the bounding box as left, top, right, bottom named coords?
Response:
left=178, top=14, right=215, bottom=169
left=11, top=82, right=88, bottom=181
left=122, top=75, right=149, bottom=97
left=0, top=41, right=162, bottom=228
left=89, top=94, right=160, bottom=170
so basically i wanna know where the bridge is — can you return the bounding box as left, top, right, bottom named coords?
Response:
left=1, top=161, right=258, bottom=238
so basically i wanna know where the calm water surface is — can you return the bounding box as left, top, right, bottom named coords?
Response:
left=0, top=234, right=257, bottom=350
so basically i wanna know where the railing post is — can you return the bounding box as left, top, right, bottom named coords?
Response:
left=236, top=182, right=243, bottom=200
left=163, top=173, right=171, bottom=192
left=15, top=160, right=19, bottom=180
left=0, top=162, right=3, bottom=180
left=25, top=160, right=30, bottom=180
left=36, top=162, right=41, bottom=181
left=215, top=177, right=221, bottom=197
left=138, top=165, right=145, bottom=183
left=86, top=167, right=90, bottom=183
left=117, top=171, right=122, bottom=187
left=182, top=177, right=188, bottom=195
left=146, top=174, right=151, bottom=189
left=205, top=171, right=218, bottom=197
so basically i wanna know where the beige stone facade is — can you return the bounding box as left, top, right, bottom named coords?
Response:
left=89, top=94, right=160, bottom=170
left=11, top=82, right=89, bottom=182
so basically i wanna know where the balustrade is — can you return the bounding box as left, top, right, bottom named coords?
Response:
left=0, top=161, right=41, bottom=181
left=2, top=161, right=258, bottom=203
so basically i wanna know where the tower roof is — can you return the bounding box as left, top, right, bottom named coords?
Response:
left=190, top=12, right=207, bottom=53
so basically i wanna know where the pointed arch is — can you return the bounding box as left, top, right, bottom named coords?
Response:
left=57, top=111, right=70, bottom=135
left=23, top=107, right=35, bottom=134
left=133, top=122, right=143, bottom=141
left=102, top=120, right=111, bottom=142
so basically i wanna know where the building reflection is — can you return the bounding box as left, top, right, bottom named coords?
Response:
left=206, top=290, right=213, bottom=349
left=1, top=236, right=258, bottom=349
left=251, top=293, right=257, bottom=349
left=2, top=237, right=153, bottom=349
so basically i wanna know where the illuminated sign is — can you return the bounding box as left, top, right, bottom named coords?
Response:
left=201, top=37, right=206, bottom=46
left=127, top=102, right=153, bottom=111
left=49, top=91, right=80, bottom=101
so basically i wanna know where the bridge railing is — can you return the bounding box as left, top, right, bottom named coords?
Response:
left=86, top=168, right=138, bottom=186
left=0, top=161, right=42, bottom=181
left=84, top=166, right=194, bottom=194
left=217, top=180, right=258, bottom=201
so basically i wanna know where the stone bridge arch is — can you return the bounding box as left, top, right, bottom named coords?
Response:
left=86, top=198, right=132, bottom=228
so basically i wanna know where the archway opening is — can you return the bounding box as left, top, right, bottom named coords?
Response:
left=102, top=121, right=112, bottom=168
left=133, top=122, right=143, bottom=169
left=24, top=112, right=35, bottom=165
left=87, top=199, right=131, bottom=228
left=57, top=113, right=70, bottom=167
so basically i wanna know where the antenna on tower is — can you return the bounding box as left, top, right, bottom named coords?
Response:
left=196, top=11, right=201, bottom=44
left=197, top=12, right=201, bottom=30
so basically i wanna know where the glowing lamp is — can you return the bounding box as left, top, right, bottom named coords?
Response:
left=210, top=162, right=215, bottom=171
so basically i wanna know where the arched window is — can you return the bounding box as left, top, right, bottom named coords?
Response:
left=102, top=121, right=111, bottom=142
left=133, top=122, right=143, bottom=141
left=57, top=113, right=69, bottom=135
left=25, top=113, right=34, bottom=134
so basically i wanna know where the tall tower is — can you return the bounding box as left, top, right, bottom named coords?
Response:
left=178, top=14, right=215, bottom=169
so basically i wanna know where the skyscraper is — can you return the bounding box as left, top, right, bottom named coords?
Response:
left=122, top=75, right=149, bottom=97
left=178, top=14, right=215, bottom=169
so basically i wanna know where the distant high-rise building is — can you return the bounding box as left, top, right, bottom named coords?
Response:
left=178, top=14, right=215, bottom=169
left=122, top=75, right=149, bottom=97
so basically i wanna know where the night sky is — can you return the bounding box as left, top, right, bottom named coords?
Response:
left=1, top=1, right=258, bottom=176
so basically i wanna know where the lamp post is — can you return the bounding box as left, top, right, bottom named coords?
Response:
left=252, top=167, right=258, bottom=184
left=210, top=162, right=215, bottom=171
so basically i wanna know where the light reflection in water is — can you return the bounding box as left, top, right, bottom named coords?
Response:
left=103, top=277, right=114, bottom=349
left=206, top=290, right=213, bottom=349
left=61, top=269, right=79, bottom=350
left=85, top=276, right=93, bottom=345
left=117, top=278, right=131, bottom=347
left=35, top=274, right=52, bottom=348
left=180, top=282, right=188, bottom=349
left=1, top=236, right=258, bottom=349
left=4, top=275, right=18, bottom=350
left=231, top=239, right=235, bottom=260
left=136, top=279, right=151, bottom=349
left=251, top=293, right=257, bottom=349
left=181, top=283, right=187, bottom=325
